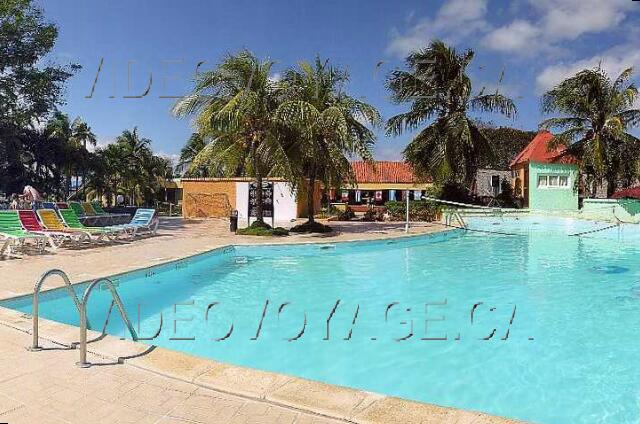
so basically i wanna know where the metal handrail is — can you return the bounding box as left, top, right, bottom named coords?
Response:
left=454, top=211, right=467, bottom=229
left=29, top=269, right=83, bottom=351
left=444, top=210, right=467, bottom=229
left=77, top=277, right=138, bottom=368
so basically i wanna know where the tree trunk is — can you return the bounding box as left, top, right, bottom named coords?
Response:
left=306, top=170, right=316, bottom=224
left=250, top=139, right=264, bottom=224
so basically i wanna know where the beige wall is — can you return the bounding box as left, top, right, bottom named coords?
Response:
left=182, top=180, right=236, bottom=218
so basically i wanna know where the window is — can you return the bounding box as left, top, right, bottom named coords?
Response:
left=538, top=176, right=548, bottom=187
left=538, top=174, right=570, bottom=189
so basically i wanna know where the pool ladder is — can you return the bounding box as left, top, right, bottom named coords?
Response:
left=445, top=210, right=467, bottom=229
left=28, top=269, right=138, bottom=367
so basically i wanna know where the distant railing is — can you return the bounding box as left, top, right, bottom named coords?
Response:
left=155, top=201, right=182, bottom=217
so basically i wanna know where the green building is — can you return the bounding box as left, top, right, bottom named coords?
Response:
left=510, top=131, right=579, bottom=211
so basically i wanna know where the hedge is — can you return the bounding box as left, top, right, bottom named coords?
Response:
left=384, top=200, right=443, bottom=222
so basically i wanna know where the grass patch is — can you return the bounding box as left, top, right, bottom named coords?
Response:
left=237, top=221, right=289, bottom=236
left=290, top=221, right=333, bottom=234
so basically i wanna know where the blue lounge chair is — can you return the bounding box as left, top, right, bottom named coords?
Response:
left=110, top=208, right=159, bottom=236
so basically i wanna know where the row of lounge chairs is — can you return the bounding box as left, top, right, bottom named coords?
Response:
left=0, top=207, right=158, bottom=258
left=46, top=201, right=131, bottom=226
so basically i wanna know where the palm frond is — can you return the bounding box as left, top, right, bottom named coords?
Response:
left=470, top=94, right=517, bottom=118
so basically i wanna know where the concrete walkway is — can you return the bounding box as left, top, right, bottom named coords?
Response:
left=0, top=325, right=338, bottom=424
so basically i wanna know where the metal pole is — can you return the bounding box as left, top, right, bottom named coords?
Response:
left=405, top=190, right=409, bottom=233
left=77, top=277, right=138, bottom=367
left=29, top=269, right=82, bottom=352
left=29, top=287, right=41, bottom=351
left=77, top=303, right=90, bottom=368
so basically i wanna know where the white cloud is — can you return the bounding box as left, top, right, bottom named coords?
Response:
left=269, top=72, right=282, bottom=83
left=386, top=0, right=489, bottom=57
left=482, top=20, right=540, bottom=52
left=438, top=0, right=488, bottom=24
left=91, top=136, right=116, bottom=152
left=483, top=0, right=636, bottom=54
left=157, top=152, right=180, bottom=166
left=535, top=45, right=640, bottom=93
left=537, top=0, right=630, bottom=40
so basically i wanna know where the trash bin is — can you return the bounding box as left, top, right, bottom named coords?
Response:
left=229, top=210, right=238, bottom=232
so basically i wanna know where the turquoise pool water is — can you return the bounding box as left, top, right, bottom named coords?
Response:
left=3, top=216, right=640, bottom=424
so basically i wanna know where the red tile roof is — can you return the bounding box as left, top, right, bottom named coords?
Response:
left=510, top=130, right=577, bottom=168
left=350, top=161, right=423, bottom=183
left=612, top=187, right=640, bottom=199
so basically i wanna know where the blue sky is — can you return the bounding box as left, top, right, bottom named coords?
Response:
left=40, top=0, right=640, bottom=163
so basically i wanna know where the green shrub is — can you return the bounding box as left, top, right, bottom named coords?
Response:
left=439, top=181, right=472, bottom=203
left=237, top=221, right=289, bottom=236
left=332, top=206, right=355, bottom=221
left=361, top=208, right=385, bottom=222
left=271, top=227, right=290, bottom=236
left=249, top=220, right=272, bottom=229
left=384, top=200, right=442, bottom=222
left=425, top=185, right=443, bottom=199
left=290, top=221, right=333, bottom=233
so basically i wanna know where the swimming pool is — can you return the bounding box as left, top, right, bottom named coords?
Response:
left=3, top=216, right=640, bottom=424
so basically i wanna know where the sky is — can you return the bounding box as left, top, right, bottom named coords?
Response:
left=39, top=0, right=640, bottom=164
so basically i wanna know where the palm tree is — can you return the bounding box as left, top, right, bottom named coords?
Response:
left=276, top=57, right=381, bottom=226
left=69, top=117, right=96, bottom=200
left=84, top=150, right=110, bottom=202
left=142, top=155, right=174, bottom=204
left=100, top=143, right=127, bottom=205
left=45, top=112, right=73, bottom=196
left=386, top=40, right=516, bottom=186
left=115, top=127, right=152, bottom=205
left=179, top=133, right=206, bottom=164
left=173, top=50, right=291, bottom=225
left=178, top=133, right=210, bottom=177
left=43, top=113, right=97, bottom=199
left=540, top=67, right=640, bottom=196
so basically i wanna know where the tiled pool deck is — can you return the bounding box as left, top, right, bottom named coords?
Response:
left=0, top=218, right=522, bottom=423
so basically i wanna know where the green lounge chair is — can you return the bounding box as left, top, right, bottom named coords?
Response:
left=69, top=201, right=101, bottom=226
left=90, top=201, right=109, bottom=215
left=69, top=202, right=86, bottom=217
left=58, top=209, right=127, bottom=241
left=0, top=211, right=47, bottom=257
